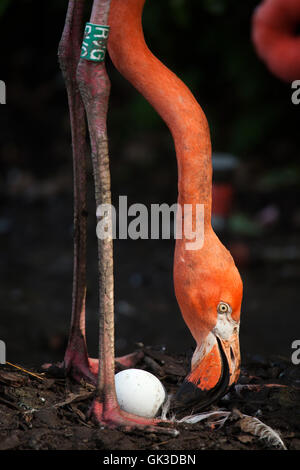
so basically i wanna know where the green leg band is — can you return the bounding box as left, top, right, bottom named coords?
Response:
left=80, top=23, right=110, bottom=63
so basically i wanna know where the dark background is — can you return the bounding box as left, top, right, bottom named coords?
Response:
left=0, top=0, right=299, bottom=368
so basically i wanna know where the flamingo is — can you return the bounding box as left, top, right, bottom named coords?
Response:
left=252, top=0, right=300, bottom=82
left=45, top=0, right=243, bottom=430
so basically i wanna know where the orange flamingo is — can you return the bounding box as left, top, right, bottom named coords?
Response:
left=46, top=0, right=243, bottom=430
left=252, top=0, right=300, bottom=82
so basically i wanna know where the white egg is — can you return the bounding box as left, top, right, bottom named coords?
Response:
left=115, top=368, right=166, bottom=418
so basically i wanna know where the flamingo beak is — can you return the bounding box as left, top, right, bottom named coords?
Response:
left=174, top=331, right=240, bottom=411
left=219, top=331, right=241, bottom=387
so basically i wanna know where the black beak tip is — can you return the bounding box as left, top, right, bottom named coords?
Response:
left=173, top=338, right=230, bottom=412
left=174, top=379, right=210, bottom=408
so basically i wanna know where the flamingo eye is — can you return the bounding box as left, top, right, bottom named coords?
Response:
left=217, top=302, right=232, bottom=315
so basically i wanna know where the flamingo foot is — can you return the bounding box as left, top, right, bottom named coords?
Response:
left=88, top=350, right=144, bottom=374
left=90, top=399, right=178, bottom=436
left=42, top=351, right=144, bottom=384
left=42, top=348, right=97, bottom=385
left=115, top=350, right=144, bottom=369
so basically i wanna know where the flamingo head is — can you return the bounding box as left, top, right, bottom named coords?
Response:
left=174, top=231, right=243, bottom=410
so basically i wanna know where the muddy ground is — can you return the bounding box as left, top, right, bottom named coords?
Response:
left=0, top=345, right=299, bottom=451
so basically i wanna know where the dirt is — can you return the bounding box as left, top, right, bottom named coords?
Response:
left=0, top=346, right=299, bottom=451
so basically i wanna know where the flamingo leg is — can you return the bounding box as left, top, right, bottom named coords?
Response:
left=42, top=0, right=142, bottom=385
left=74, top=0, right=173, bottom=432
left=41, top=0, right=97, bottom=384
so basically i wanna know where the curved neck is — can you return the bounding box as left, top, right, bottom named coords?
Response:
left=108, top=0, right=212, bottom=226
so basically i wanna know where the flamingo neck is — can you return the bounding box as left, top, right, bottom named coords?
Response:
left=108, top=0, right=213, bottom=228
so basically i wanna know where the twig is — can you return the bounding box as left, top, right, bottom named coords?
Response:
left=5, top=361, right=44, bottom=381
left=150, top=434, right=198, bottom=449
left=52, top=391, right=93, bottom=408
